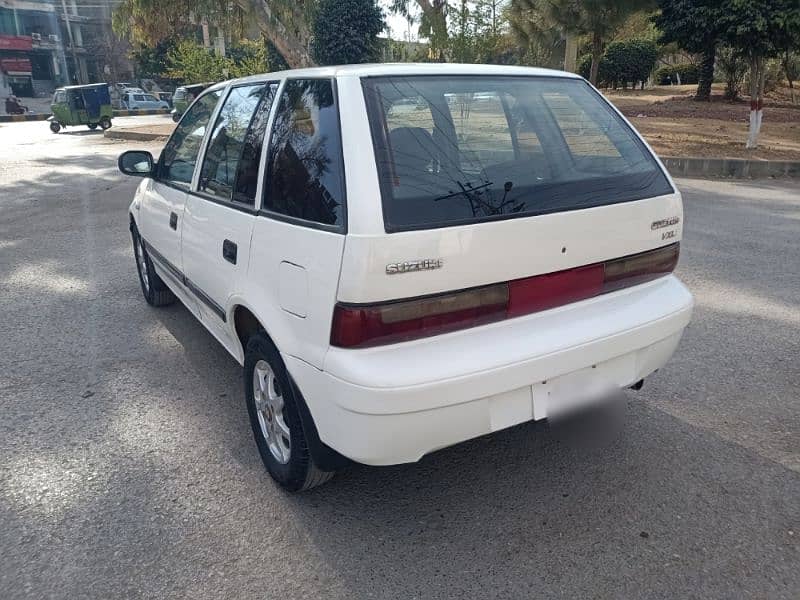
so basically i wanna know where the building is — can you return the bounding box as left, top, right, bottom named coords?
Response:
left=0, top=0, right=131, bottom=99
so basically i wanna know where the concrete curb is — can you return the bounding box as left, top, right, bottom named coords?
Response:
left=113, top=108, right=171, bottom=117
left=662, top=156, right=800, bottom=179
left=0, top=113, right=50, bottom=122
left=103, top=128, right=171, bottom=141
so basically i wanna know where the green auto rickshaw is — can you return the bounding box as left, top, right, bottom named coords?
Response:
left=48, top=83, right=113, bottom=133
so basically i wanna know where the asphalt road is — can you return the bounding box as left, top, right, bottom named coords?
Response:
left=1, top=119, right=798, bottom=599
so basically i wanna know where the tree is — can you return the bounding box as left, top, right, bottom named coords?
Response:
left=472, top=0, right=509, bottom=62
left=447, top=0, right=507, bottom=63
left=311, top=0, right=385, bottom=65
left=238, top=0, right=317, bottom=67
left=508, top=0, right=565, bottom=68
left=782, top=50, right=800, bottom=104
left=716, top=45, right=748, bottom=100
left=114, top=0, right=315, bottom=68
left=390, top=0, right=450, bottom=59
left=717, top=0, right=800, bottom=148
left=112, top=0, right=198, bottom=47
left=227, top=38, right=270, bottom=77
left=130, top=40, right=176, bottom=79
left=165, top=40, right=231, bottom=82
left=653, top=0, right=724, bottom=101
left=514, top=0, right=652, bottom=85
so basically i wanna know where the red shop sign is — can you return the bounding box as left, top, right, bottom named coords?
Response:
left=0, top=35, right=33, bottom=51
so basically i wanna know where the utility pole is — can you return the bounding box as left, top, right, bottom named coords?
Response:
left=60, top=0, right=81, bottom=84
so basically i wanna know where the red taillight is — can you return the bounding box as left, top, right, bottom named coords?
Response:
left=331, top=284, right=508, bottom=348
left=331, top=243, right=679, bottom=348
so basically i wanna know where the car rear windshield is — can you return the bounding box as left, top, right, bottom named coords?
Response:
left=362, top=75, right=673, bottom=232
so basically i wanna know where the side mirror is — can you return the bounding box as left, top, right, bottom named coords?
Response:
left=118, top=150, right=154, bottom=177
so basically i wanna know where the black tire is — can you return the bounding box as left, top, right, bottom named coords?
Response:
left=131, top=226, right=175, bottom=307
left=99, top=117, right=112, bottom=130
left=244, top=332, right=334, bottom=492
left=171, top=112, right=181, bottom=122
left=49, top=121, right=61, bottom=133
left=88, top=123, right=98, bottom=130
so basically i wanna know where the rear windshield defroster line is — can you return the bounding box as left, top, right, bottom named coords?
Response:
left=361, top=75, right=673, bottom=232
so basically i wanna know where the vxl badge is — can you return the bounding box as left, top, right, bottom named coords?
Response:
left=386, top=258, right=443, bottom=275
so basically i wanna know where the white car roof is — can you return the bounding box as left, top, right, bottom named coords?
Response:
left=211, top=63, right=582, bottom=90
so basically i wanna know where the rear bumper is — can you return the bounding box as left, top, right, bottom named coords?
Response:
left=286, top=275, right=693, bottom=466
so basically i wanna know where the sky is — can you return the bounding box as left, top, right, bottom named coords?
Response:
left=380, top=0, right=422, bottom=41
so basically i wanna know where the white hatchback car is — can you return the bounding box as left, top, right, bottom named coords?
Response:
left=119, top=64, right=693, bottom=491
left=122, top=91, right=169, bottom=110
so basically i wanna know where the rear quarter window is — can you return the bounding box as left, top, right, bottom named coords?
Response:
left=362, top=75, right=673, bottom=232
left=262, top=78, right=345, bottom=230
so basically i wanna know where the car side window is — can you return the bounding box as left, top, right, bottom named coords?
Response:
left=159, top=90, right=223, bottom=187
left=198, top=83, right=268, bottom=203
left=232, top=83, right=279, bottom=205
left=263, top=79, right=345, bottom=228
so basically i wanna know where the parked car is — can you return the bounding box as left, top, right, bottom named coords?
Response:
left=118, top=64, right=693, bottom=492
left=157, top=91, right=173, bottom=107
left=121, top=92, right=169, bottom=110
left=171, top=82, right=214, bottom=121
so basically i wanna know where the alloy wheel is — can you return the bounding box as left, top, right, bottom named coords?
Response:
left=135, top=236, right=150, bottom=293
left=252, top=360, right=291, bottom=464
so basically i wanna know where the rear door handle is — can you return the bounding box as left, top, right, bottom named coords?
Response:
left=222, top=239, right=237, bottom=265
left=169, top=212, right=178, bottom=230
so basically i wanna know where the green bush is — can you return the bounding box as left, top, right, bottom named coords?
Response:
left=578, top=39, right=657, bottom=88
left=603, top=39, right=658, bottom=89
left=655, top=63, right=699, bottom=85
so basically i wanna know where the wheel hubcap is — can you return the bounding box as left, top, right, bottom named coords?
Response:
left=135, top=237, right=149, bottom=292
left=253, top=360, right=291, bottom=464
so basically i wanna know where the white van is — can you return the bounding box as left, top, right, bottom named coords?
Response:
left=118, top=64, right=693, bottom=491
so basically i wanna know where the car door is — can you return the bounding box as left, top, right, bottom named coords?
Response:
left=181, top=82, right=277, bottom=345
left=138, top=89, right=223, bottom=278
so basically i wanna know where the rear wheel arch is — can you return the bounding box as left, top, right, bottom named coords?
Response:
left=232, top=304, right=266, bottom=361
left=232, top=304, right=351, bottom=472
